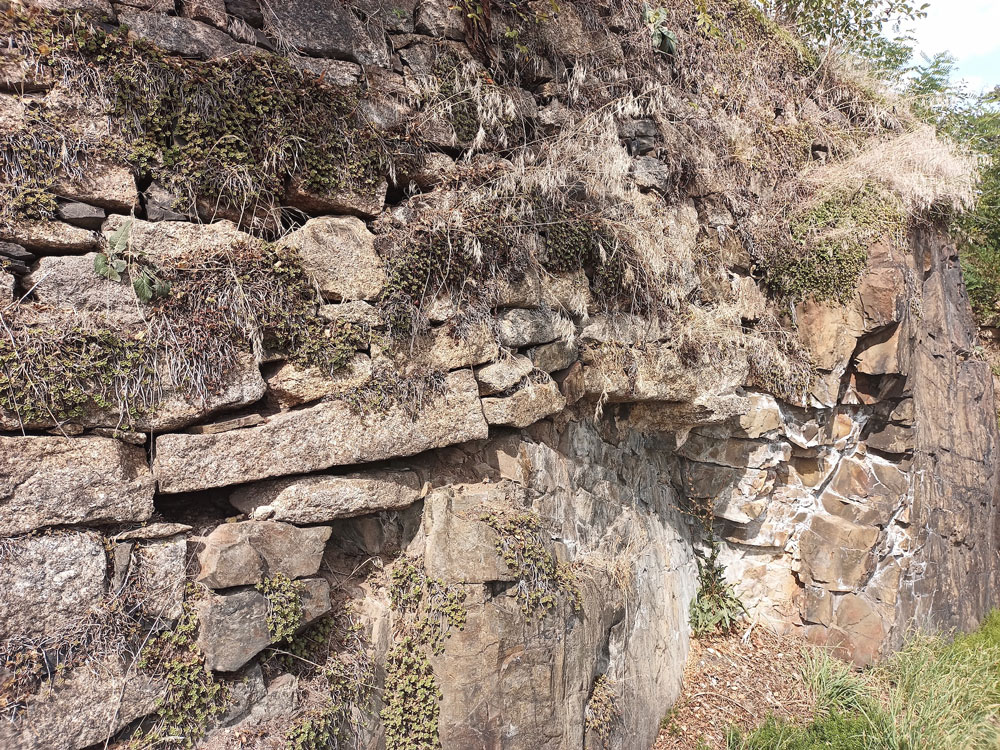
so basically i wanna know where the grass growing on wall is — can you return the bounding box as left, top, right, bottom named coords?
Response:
left=728, top=611, right=1000, bottom=750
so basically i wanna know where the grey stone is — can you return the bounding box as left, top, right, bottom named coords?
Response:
left=414, top=0, right=465, bottom=39
left=0, top=220, right=99, bottom=254
left=113, top=522, right=193, bottom=540
left=133, top=536, right=187, bottom=621
left=230, top=469, right=422, bottom=523
left=117, top=9, right=246, bottom=59
left=56, top=201, right=107, bottom=230
left=475, top=354, right=533, bottom=395
left=497, top=308, right=564, bottom=348
left=262, top=0, right=388, bottom=65
left=1, top=270, right=13, bottom=302
left=52, top=160, right=137, bottom=213
left=143, top=182, right=191, bottom=222
left=0, top=532, right=106, bottom=641
left=481, top=379, right=566, bottom=428
left=265, top=355, right=372, bottom=409
left=197, top=520, right=332, bottom=589
left=24, top=254, right=145, bottom=324
left=423, top=488, right=515, bottom=583
left=282, top=216, right=386, bottom=302
left=0, top=436, right=155, bottom=536
left=528, top=339, right=578, bottom=373
left=196, top=578, right=331, bottom=672
left=184, top=0, right=228, bottom=28
left=153, top=369, right=489, bottom=492
left=0, top=658, right=162, bottom=750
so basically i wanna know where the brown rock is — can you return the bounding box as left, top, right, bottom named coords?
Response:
left=229, top=469, right=421, bottom=523
left=184, top=0, right=228, bottom=27
left=528, top=339, right=578, bottom=373
left=0, top=436, right=154, bottom=536
left=497, top=308, right=565, bottom=348
left=196, top=520, right=332, bottom=589
left=265, top=355, right=372, bottom=408
left=422, top=488, right=516, bottom=583
left=52, top=160, right=138, bottom=213
left=284, top=175, right=388, bottom=219
left=798, top=515, right=879, bottom=592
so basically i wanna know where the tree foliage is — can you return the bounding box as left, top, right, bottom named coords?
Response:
left=760, top=0, right=929, bottom=49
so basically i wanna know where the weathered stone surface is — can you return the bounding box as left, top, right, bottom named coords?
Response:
left=319, top=300, right=382, bottom=328
left=291, top=55, right=364, bottom=86
left=475, top=354, right=533, bottom=395
left=133, top=536, right=187, bottom=621
left=265, top=355, right=372, bottom=408
left=386, top=321, right=498, bottom=375
left=184, top=0, right=228, bottom=27
left=1, top=48, right=55, bottom=93
left=0, top=658, right=162, bottom=750
left=196, top=578, right=330, bottom=671
left=117, top=9, right=245, bottom=59
left=262, top=0, right=387, bottom=65
left=0, top=532, right=106, bottom=641
left=103, top=214, right=253, bottom=258
left=52, top=160, right=137, bottom=213
left=197, top=521, right=332, bottom=589
left=113, top=522, right=193, bottom=540
left=0, top=436, right=154, bottom=536
left=0, top=220, right=99, bottom=254
left=423, top=488, right=515, bottom=583
left=1, top=269, right=13, bottom=302
left=284, top=175, right=388, bottom=219
left=414, top=0, right=465, bottom=39
left=497, top=308, right=564, bottom=348
left=528, top=339, right=578, bottom=373
left=282, top=216, right=386, bottom=302
left=798, top=515, right=879, bottom=592
left=230, top=469, right=421, bottom=523
left=154, top=370, right=489, bottom=492
left=195, top=587, right=269, bottom=672
left=55, top=201, right=106, bottom=229
left=24, top=254, right=145, bottom=323
left=25, top=0, right=112, bottom=12
left=481, top=379, right=566, bottom=428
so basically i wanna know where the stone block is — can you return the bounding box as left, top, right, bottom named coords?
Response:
left=154, top=370, right=489, bottom=492
left=281, top=216, right=386, bottom=302
left=197, top=521, right=332, bottom=589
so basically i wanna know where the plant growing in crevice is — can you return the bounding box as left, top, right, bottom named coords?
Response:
left=480, top=510, right=583, bottom=617
left=257, top=573, right=305, bottom=642
left=381, top=557, right=467, bottom=750
left=689, top=538, right=746, bottom=638
left=132, top=588, right=228, bottom=748
left=585, top=674, right=622, bottom=749
left=265, top=609, right=377, bottom=750
left=94, top=219, right=171, bottom=302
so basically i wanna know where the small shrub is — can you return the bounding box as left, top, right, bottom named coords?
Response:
left=585, top=675, right=621, bottom=748
left=689, top=541, right=746, bottom=638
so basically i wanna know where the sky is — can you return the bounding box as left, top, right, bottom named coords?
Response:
left=909, top=0, right=1000, bottom=93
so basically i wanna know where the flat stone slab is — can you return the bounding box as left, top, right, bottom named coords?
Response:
left=153, top=370, right=488, bottom=493
left=0, top=436, right=155, bottom=535
left=229, top=469, right=421, bottom=523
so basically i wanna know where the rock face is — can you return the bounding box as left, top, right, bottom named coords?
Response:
left=0, top=4, right=997, bottom=750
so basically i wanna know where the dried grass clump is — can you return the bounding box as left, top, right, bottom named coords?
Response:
left=807, top=126, right=977, bottom=214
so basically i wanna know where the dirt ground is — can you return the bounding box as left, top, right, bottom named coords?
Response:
left=652, top=625, right=814, bottom=749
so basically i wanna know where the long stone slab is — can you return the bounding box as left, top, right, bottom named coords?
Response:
left=0, top=436, right=155, bottom=535
left=153, top=370, right=488, bottom=493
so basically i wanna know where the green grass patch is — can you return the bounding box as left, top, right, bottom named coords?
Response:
left=728, top=611, right=1000, bottom=750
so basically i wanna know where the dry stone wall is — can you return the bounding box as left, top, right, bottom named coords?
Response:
left=0, top=1, right=998, bottom=749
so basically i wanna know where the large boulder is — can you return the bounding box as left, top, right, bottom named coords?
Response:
left=153, top=370, right=489, bottom=492
left=0, top=532, right=106, bottom=641
left=196, top=521, right=332, bottom=589
left=0, top=436, right=155, bottom=535
left=230, top=469, right=421, bottom=523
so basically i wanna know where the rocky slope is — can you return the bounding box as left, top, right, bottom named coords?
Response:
left=0, top=1, right=998, bottom=749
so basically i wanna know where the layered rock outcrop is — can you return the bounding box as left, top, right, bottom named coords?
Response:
left=0, top=1, right=997, bottom=749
